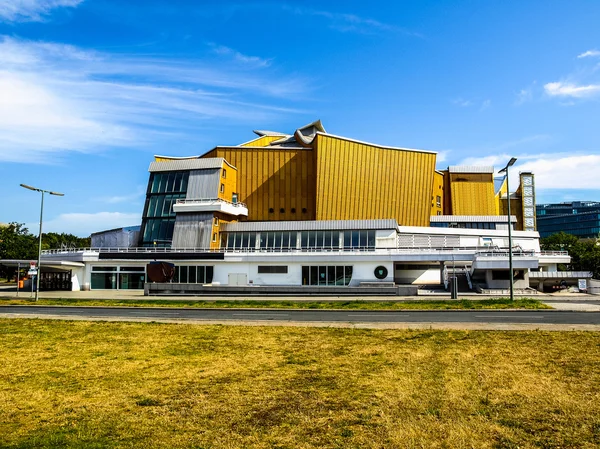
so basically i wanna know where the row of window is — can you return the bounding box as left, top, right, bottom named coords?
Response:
left=225, top=230, right=377, bottom=250
left=91, top=265, right=147, bottom=290
left=301, top=266, right=353, bottom=286
left=149, top=172, right=189, bottom=194
left=430, top=222, right=510, bottom=230
left=173, top=265, right=214, bottom=284
left=145, top=194, right=185, bottom=218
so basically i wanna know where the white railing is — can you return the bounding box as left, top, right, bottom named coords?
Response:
left=175, top=197, right=247, bottom=209
left=41, top=245, right=567, bottom=257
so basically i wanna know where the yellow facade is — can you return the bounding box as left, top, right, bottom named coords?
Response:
left=443, top=172, right=497, bottom=216
left=203, top=147, right=316, bottom=221
left=430, top=171, right=444, bottom=216
left=239, top=135, right=285, bottom=147
left=314, top=134, right=436, bottom=226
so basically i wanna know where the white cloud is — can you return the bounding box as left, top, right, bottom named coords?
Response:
left=208, top=43, right=272, bottom=68
left=0, top=36, right=309, bottom=163
left=577, top=49, right=600, bottom=59
left=544, top=81, right=600, bottom=98
left=40, top=212, right=140, bottom=237
left=0, top=0, right=82, bottom=22
left=452, top=98, right=473, bottom=107
left=459, top=153, right=600, bottom=191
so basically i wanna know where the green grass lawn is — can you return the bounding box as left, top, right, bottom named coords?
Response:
left=0, top=297, right=551, bottom=310
left=1, top=319, right=599, bottom=448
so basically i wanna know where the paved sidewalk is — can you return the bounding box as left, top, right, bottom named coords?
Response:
left=1, top=284, right=598, bottom=308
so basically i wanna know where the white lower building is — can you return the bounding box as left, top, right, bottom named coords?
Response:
left=35, top=219, right=580, bottom=295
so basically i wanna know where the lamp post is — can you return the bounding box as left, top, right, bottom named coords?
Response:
left=498, top=157, right=517, bottom=301
left=20, top=184, right=64, bottom=301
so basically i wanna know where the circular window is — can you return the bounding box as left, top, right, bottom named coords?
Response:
left=374, top=266, right=388, bottom=280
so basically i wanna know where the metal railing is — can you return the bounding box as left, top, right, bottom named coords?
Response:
left=41, top=246, right=570, bottom=256
left=175, top=197, right=248, bottom=208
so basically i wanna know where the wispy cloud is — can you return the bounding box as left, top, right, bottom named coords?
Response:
left=39, top=212, right=140, bottom=237
left=577, top=49, right=600, bottom=59
left=282, top=5, right=421, bottom=36
left=0, top=0, right=82, bottom=22
left=0, top=36, right=309, bottom=163
left=452, top=98, right=473, bottom=107
left=452, top=97, right=491, bottom=110
left=544, top=81, right=600, bottom=98
left=96, top=188, right=146, bottom=204
left=208, top=43, right=272, bottom=68
left=515, top=88, right=533, bottom=105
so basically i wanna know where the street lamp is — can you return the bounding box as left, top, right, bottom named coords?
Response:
left=20, top=184, right=64, bottom=301
left=498, top=157, right=517, bottom=301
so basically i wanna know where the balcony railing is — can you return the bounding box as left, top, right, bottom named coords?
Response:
left=175, top=197, right=247, bottom=209
left=41, top=246, right=570, bottom=256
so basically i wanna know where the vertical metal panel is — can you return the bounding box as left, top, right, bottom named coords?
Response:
left=186, top=169, right=220, bottom=199
left=203, top=147, right=316, bottom=222
left=315, top=135, right=435, bottom=226
left=450, top=173, right=496, bottom=215
left=172, top=212, right=213, bottom=248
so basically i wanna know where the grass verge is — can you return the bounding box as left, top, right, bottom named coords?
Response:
left=0, top=297, right=550, bottom=309
left=1, top=319, right=599, bottom=448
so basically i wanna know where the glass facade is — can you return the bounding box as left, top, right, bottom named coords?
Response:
left=343, top=230, right=376, bottom=249
left=430, top=222, right=503, bottom=230
left=301, top=266, right=353, bottom=286
left=223, top=230, right=378, bottom=251
left=91, top=266, right=145, bottom=290
left=536, top=202, right=600, bottom=238
left=226, top=232, right=257, bottom=250
left=140, top=171, right=189, bottom=247
left=301, top=231, right=338, bottom=250
left=172, top=266, right=214, bottom=284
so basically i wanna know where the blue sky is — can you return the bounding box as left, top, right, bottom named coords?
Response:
left=1, top=0, right=599, bottom=236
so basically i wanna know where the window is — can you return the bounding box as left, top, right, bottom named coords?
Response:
left=173, top=266, right=214, bottom=284
left=301, top=266, right=352, bottom=286
left=343, top=230, right=376, bottom=249
left=91, top=265, right=145, bottom=290
left=258, top=266, right=288, bottom=274
left=300, top=231, right=339, bottom=250
left=212, top=233, right=217, bottom=242
left=436, top=196, right=441, bottom=207
left=220, top=183, right=225, bottom=193
left=214, top=216, right=219, bottom=226
left=222, top=168, right=226, bottom=178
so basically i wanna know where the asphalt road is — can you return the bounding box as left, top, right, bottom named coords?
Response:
left=1, top=305, right=600, bottom=326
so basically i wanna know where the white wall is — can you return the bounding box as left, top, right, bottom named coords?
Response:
left=211, top=261, right=394, bottom=286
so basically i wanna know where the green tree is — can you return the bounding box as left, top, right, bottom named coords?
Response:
left=42, top=232, right=91, bottom=250
left=541, top=232, right=600, bottom=278
left=0, top=223, right=37, bottom=280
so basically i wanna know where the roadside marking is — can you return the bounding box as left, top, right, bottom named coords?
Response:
left=232, top=313, right=290, bottom=317
left=475, top=315, right=545, bottom=319
left=349, top=314, right=410, bottom=317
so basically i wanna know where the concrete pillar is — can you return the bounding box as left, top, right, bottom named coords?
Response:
left=440, top=261, right=445, bottom=285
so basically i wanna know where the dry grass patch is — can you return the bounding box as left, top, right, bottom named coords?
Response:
left=0, top=320, right=599, bottom=448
